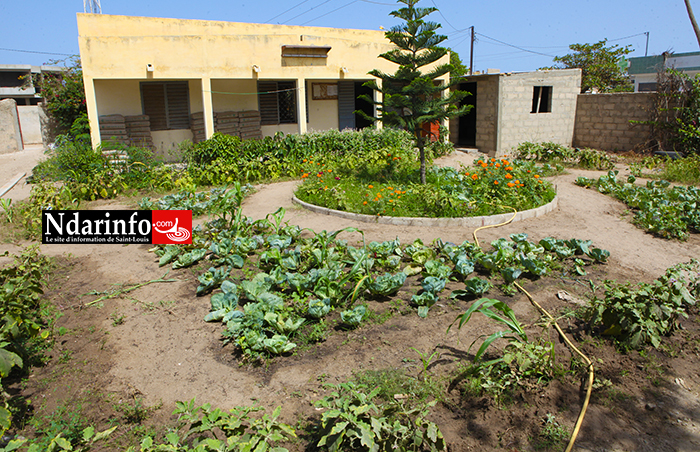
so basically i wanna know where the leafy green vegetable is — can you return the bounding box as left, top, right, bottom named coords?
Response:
left=424, top=259, right=452, bottom=279
left=172, top=248, right=207, bottom=269
left=421, top=276, right=446, bottom=294
left=196, top=266, right=229, bottom=296
left=307, top=298, right=331, bottom=319
left=204, top=280, right=239, bottom=322
left=340, top=305, right=367, bottom=329
left=368, top=272, right=407, bottom=297
left=451, top=277, right=493, bottom=299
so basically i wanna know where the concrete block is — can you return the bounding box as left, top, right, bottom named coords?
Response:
left=0, top=99, right=23, bottom=154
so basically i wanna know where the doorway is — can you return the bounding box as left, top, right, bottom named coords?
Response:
left=458, top=82, right=477, bottom=147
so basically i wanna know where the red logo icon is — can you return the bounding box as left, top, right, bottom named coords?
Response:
left=151, top=210, right=192, bottom=244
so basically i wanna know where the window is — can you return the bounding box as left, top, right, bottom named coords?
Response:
left=531, top=86, right=552, bottom=113
left=140, top=81, right=190, bottom=131
left=258, top=81, right=298, bottom=125
left=638, top=82, right=657, bottom=92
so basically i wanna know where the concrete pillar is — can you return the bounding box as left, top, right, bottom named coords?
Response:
left=297, top=78, right=307, bottom=134
left=201, top=77, right=215, bottom=139
left=0, top=99, right=23, bottom=154
left=84, top=75, right=101, bottom=149
left=374, top=78, right=383, bottom=130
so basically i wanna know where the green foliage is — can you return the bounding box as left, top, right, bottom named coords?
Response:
left=534, top=413, right=570, bottom=450
left=629, top=154, right=700, bottom=184
left=576, top=170, right=700, bottom=240
left=296, top=154, right=556, bottom=218
left=128, top=398, right=295, bottom=452
left=0, top=425, right=117, bottom=452
left=31, top=57, right=86, bottom=135
left=585, top=260, right=700, bottom=349
left=0, top=247, right=53, bottom=436
left=314, top=382, right=446, bottom=452
left=547, top=39, right=633, bottom=93
left=514, top=142, right=615, bottom=170
left=361, top=0, right=468, bottom=183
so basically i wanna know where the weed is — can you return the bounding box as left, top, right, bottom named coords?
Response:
left=533, top=413, right=569, bottom=450
left=114, top=397, right=160, bottom=424
left=110, top=311, right=125, bottom=326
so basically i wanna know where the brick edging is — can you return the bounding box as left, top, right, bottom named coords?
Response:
left=291, top=195, right=558, bottom=227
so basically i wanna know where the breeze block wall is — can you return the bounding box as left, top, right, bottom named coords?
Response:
left=573, top=92, right=655, bottom=151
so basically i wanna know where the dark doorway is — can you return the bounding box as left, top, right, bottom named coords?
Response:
left=355, top=81, right=374, bottom=129
left=458, top=82, right=477, bottom=147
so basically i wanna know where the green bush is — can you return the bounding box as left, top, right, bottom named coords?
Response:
left=514, top=142, right=615, bottom=170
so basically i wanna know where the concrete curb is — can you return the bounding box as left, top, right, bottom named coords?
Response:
left=0, top=172, right=26, bottom=198
left=292, top=195, right=558, bottom=227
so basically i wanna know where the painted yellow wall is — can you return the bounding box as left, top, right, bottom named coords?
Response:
left=77, top=13, right=451, bottom=149
left=211, top=79, right=258, bottom=112
left=306, top=80, right=339, bottom=131
left=94, top=80, right=142, bottom=116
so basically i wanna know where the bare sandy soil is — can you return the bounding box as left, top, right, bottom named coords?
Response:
left=2, top=151, right=700, bottom=451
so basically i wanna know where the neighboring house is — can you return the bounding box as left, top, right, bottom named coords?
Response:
left=628, top=51, right=700, bottom=92
left=76, top=13, right=451, bottom=160
left=0, top=64, right=63, bottom=145
left=449, top=68, right=582, bottom=156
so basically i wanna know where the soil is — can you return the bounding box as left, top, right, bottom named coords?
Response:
left=1, top=150, right=700, bottom=451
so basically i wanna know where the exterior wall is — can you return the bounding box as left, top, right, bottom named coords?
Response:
left=211, top=79, right=258, bottom=112
left=496, top=69, right=581, bottom=156
left=17, top=105, right=42, bottom=144
left=94, top=80, right=143, bottom=116
left=573, top=92, right=654, bottom=151
left=474, top=76, right=499, bottom=155
left=306, top=80, right=339, bottom=132
left=0, top=98, right=23, bottom=154
left=77, top=13, right=451, bottom=151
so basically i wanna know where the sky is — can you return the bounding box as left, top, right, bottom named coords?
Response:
left=1, top=0, right=699, bottom=73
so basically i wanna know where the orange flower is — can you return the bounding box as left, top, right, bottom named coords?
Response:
left=490, top=158, right=496, bottom=162
left=393, top=157, right=398, bottom=160
left=368, top=184, right=374, bottom=189
left=505, top=166, right=513, bottom=171
left=363, top=201, right=368, bottom=205
left=317, top=173, right=323, bottom=177
left=534, top=175, right=540, bottom=179
left=377, top=193, right=382, bottom=198
left=365, top=193, right=369, bottom=196
left=387, top=186, right=393, bottom=190
left=514, top=180, right=520, bottom=184
left=471, top=174, right=479, bottom=180
left=494, top=180, right=499, bottom=185
left=303, top=159, right=307, bottom=163
left=505, top=174, right=513, bottom=179
left=327, top=169, right=332, bottom=173
left=480, top=162, right=487, bottom=168
left=507, top=182, right=515, bottom=188
left=527, top=170, right=531, bottom=173
left=495, top=163, right=501, bottom=168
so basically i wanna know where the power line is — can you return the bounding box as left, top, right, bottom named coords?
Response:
left=301, top=0, right=361, bottom=25
left=430, top=0, right=470, bottom=33
left=0, top=47, right=73, bottom=57
left=282, top=0, right=336, bottom=24
left=358, top=0, right=395, bottom=5
left=266, top=0, right=313, bottom=23
left=475, top=32, right=557, bottom=58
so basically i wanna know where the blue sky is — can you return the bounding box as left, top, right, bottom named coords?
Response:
left=1, top=0, right=698, bottom=72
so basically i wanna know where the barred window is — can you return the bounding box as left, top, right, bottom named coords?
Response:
left=258, top=81, right=297, bottom=125
left=140, top=81, right=190, bottom=130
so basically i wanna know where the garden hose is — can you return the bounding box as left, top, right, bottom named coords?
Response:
left=471, top=207, right=594, bottom=452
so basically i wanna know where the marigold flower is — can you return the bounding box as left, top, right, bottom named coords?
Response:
left=514, top=180, right=520, bottom=184
left=534, top=175, right=540, bottom=179
left=368, top=184, right=374, bottom=189
left=327, top=169, right=332, bottom=173
left=317, top=173, right=323, bottom=177
left=490, top=158, right=496, bottom=162
left=303, top=159, right=307, bottom=163
left=495, top=163, right=501, bottom=168
left=393, top=157, right=398, bottom=160
left=494, top=180, right=499, bottom=185
left=527, top=170, right=531, bottom=173
left=387, top=186, right=393, bottom=190
left=363, top=201, right=368, bottom=205
left=505, top=166, right=513, bottom=171
left=507, top=182, right=515, bottom=187
left=471, top=174, right=479, bottom=180
left=505, top=174, right=513, bottom=179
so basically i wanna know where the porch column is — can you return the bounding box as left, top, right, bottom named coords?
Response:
left=374, top=78, right=383, bottom=130
left=84, top=76, right=101, bottom=149
left=296, top=78, right=307, bottom=134
left=201, top=77, right=215, bottom=139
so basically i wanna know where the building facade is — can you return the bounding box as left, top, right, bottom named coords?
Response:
left=76, top=13, right=450, bottom=159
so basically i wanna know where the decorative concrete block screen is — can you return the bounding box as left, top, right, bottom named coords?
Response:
left=573, top=93, right=655, bottom=152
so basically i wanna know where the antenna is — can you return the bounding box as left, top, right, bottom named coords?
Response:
left=84, top=0, right=102, bottom=13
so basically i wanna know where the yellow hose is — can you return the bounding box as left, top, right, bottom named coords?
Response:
left=471, top=207, right=594, bottom=452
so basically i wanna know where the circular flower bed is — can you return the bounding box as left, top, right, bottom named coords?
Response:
left=294, top=148, right=556, bottom=218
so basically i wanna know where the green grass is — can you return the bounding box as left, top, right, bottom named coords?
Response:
left=630, top=154, right=700, bottom=185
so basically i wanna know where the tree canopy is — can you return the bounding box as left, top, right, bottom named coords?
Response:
left=548, top=39, right=633, bottom=93
left=361, top=0, right=469, bottom=183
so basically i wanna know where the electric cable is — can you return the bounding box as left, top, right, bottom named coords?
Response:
left=266, top=0, right=313, bottom=23
left=301, top=0, right=360, bottom=26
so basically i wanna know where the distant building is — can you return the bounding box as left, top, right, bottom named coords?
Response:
left=628, top=51, right=700, bottom=92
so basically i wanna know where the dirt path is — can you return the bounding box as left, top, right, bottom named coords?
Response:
left=4, top=151, right=700, bottom=451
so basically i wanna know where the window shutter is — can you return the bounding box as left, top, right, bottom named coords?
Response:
left=141, top=83, right=167, bottom=130
left=258, top=81, right=279, bottom=125
left=141, top=81, right=190, bottom=130
left=337, top=81, right=355, bottom=130
left=165, top=82, right=190, bottom=129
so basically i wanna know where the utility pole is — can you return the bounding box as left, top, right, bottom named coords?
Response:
left=469, top=26, right=475, bottom=75
left=645, top=31, right=649, bottom=56
left=684, top=0, right=700, bottom=49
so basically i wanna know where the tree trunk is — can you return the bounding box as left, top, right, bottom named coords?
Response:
left=685, top=0, right=700, bottom=49
left=417, top=135, right=426, bottom=184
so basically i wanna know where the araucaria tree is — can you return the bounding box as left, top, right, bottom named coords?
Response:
left=362, top=0, right=469, bottom=184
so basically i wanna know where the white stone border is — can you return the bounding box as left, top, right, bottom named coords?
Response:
left=292, top=194, right=558, bottom=227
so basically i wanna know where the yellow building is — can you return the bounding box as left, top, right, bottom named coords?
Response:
left=76, top=13, right=450, bottom=158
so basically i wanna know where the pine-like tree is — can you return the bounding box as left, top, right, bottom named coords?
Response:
left=361, top=0, right=470, bottom=184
